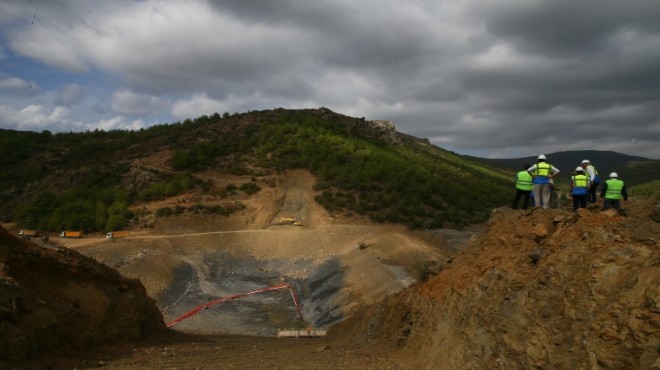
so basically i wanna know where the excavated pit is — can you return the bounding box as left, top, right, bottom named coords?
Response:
left=50, top=221, right=464, bottom=338
left=157, top=252, right=346, bottom=335
left=57, top=167, right=464, bottom=338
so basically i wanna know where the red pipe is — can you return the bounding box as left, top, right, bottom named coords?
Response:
left=166, top=283, right=306, bottom=328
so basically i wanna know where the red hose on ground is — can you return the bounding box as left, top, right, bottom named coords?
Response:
left=166, top=283, right=306, bottom=328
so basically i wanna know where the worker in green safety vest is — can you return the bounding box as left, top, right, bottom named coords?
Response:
left=512, top=163, right=533, bottom=209
left=600, top=172, right=628, bottom=210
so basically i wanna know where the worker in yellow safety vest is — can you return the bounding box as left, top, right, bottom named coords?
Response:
left=512, top=163, right=533, bottom=209
left=600, top=172, right=628, bottom=210
left=569, top=166, right=591, bottom=210
left=527, top=154, right=560, bottom=209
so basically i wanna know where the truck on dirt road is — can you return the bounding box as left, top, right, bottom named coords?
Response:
left=106, top=231, right=130, bottom=239
left=19, top=230, right=38, bottom=239
left=60, top=230, right=82, bottom=238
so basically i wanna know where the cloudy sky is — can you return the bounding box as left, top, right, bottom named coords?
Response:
left=1, top=0, right=659, bottom=159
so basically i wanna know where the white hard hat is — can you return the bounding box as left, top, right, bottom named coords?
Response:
left=581, top=159, right=590, bottom=164
left=575, top=166, right=584, bottom=172
left=538, top=154, right=546, bottom=160
left=609, top=172, right=618, bottom=178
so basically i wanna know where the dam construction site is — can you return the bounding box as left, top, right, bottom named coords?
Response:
left=2, top=168, right=659, bottom=369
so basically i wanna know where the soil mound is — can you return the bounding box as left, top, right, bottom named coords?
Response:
left=0, top=226, right=167, bottom=366
left=330, top=201, right=660, bottom=369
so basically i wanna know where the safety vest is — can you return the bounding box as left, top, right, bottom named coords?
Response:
left=604, top=179, right=624, bottom=199
left=516, top=171, right=533, bottom=191
left=533, top=162, right=552, bottom=177
left=572, top=174, right=589, bottom=189
left=571, top=174, right=589, bottom=195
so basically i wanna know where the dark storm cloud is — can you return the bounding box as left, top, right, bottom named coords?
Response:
left=0, top=0, right=658, bottom=158
left=425, top=0, right=660, bottom=158
left=479, top=0, right=660, bottom=56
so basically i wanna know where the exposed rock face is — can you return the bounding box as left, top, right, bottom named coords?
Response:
left=0, top=226, right=166, bottom=365
left=330, top=206, right=660, bottom=369
left=342, top=118, right=401, bottom=145
left=366, top=120, right=399, bottom=144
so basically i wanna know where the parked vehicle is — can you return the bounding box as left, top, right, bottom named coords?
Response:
left=106, top=231, right=130, bottom=239
left=60, top=230, right=82, bottom=238
left=19, top=230, right=38, bottom=239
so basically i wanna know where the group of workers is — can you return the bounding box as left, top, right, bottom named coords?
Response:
left=512, top=154, right=628, bottom=211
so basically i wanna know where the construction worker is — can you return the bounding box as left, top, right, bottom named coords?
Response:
left=527, top=154, right=560, bottom=209
left=600, top=172, right=628, bottom=210
left=580, top=159, right=600, bottom=203
left=569, top=166, right=591, bottom=210
left=512, top=163, right=533, bottom=209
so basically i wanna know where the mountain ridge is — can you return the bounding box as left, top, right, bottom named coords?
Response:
left=468, top=150, right=659, bottom=187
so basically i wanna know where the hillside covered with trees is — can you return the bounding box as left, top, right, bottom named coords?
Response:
left=1, top=108, right=513, bottom=232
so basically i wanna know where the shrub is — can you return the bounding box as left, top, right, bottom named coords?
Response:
left=155, top=207, right=173, bottom=217
left=239, top=182, right=261, bottom=195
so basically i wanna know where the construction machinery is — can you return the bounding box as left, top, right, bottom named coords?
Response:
left=279, top=217, right=303, bottom=226
left=166, top=283, right=323, bottom=337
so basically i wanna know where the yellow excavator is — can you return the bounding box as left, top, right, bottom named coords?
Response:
left=279, top=217, right=303, bottom=226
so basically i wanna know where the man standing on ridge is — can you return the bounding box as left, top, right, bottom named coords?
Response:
left=527, top=154, right=560, bottom=209
left=580, top=159, right=600, bottom=203
left=601, top=172, right=628, bottom=210
left=512, top=163, right=533, bottom=209
left=569, top=166, right=591, bottom=210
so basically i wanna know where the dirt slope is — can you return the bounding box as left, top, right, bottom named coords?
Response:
left=331, top=201, right=660, bottom=369
left=0, top=227, right=167, bottom=367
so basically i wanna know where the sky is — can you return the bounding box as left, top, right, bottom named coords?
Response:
left=1, top=0, right=659, bottom=159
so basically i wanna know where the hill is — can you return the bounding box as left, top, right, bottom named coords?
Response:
left=633, top=178, right=660, bottom=202
left=469, top=150, right=660, bottom=188
left=0, top=108, right=512, bottom=232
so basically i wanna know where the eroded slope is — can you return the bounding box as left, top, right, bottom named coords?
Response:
left=330, top=202, right=660, bottom=369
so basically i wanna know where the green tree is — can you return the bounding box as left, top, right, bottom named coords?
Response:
left=105, top=199, right=129, bottom=231
left=171, top=150, right=194, bottom=170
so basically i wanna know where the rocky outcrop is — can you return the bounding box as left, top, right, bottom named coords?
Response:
left=330, top=205, right=660, bottom=369
left=341, top=118, right=401, bottom=145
